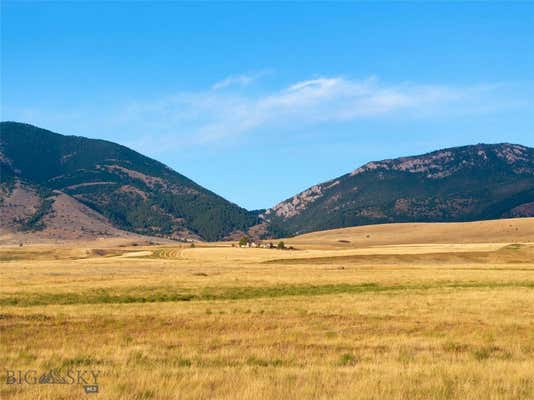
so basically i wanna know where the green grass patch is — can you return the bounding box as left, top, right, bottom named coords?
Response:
left=338, top=353, right=358, bottom=366
left=1, top=281, right=533, bottom=307
left=246, top=356, right=286, bottom=367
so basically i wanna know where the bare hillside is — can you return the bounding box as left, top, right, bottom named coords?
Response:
left=0, top=183, right=146, bottom=244
left=283, top=218, right=534, bottom=249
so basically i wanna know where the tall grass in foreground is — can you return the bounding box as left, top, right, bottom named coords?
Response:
left=1, top=243, right=533, bottom=399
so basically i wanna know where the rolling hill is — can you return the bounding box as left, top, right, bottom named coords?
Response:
left=281, top=217, right=534, bottom=249
left=0, top=122, right=259, bottom=241
left=263, top=143, right=534, bottom=237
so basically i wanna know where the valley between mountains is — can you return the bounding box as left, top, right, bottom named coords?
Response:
left=1, top=121, right=533, bottom=243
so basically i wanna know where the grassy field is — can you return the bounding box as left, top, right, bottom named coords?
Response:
left=1, top=219, right=534, bottom=399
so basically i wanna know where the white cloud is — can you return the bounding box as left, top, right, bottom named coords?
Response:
left=212, top=70, right=271, bottom=90
left=123, top=76, right=505, bottom=146
left=6, top=75, right=523, bottom=153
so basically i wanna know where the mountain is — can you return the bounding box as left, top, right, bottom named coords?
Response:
left=2, top=122, right=533, bottom=243
left=262, top=143, right=534, bottom=237
left=0, top=122, right=259, bottom=241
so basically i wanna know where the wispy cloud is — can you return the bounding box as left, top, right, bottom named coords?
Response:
left=4, top=75, right=526, bottom=153
left=212, top=70, right=271, bottom=90
left=119, top=76, right=515, bottom=148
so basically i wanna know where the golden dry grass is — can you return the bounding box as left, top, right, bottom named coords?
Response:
left=1, top=219, right=534, bottom=399
left=283, top=217, right=534, bottom=249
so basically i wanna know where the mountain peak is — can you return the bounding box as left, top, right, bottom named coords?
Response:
left=265, top=143, right=534, bottom=236
left=0, top=122, right=259, bottom=241
left=350, top=143, right=532, bottom=179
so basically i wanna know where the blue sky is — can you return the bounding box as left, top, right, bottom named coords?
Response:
left=2, top=2, right=533, bottom=210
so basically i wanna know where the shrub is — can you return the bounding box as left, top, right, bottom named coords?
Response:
left=338, top=353, right=358, bottom=366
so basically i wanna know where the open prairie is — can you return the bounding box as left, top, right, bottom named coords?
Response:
left=1, top=218, right=534, bottom=400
